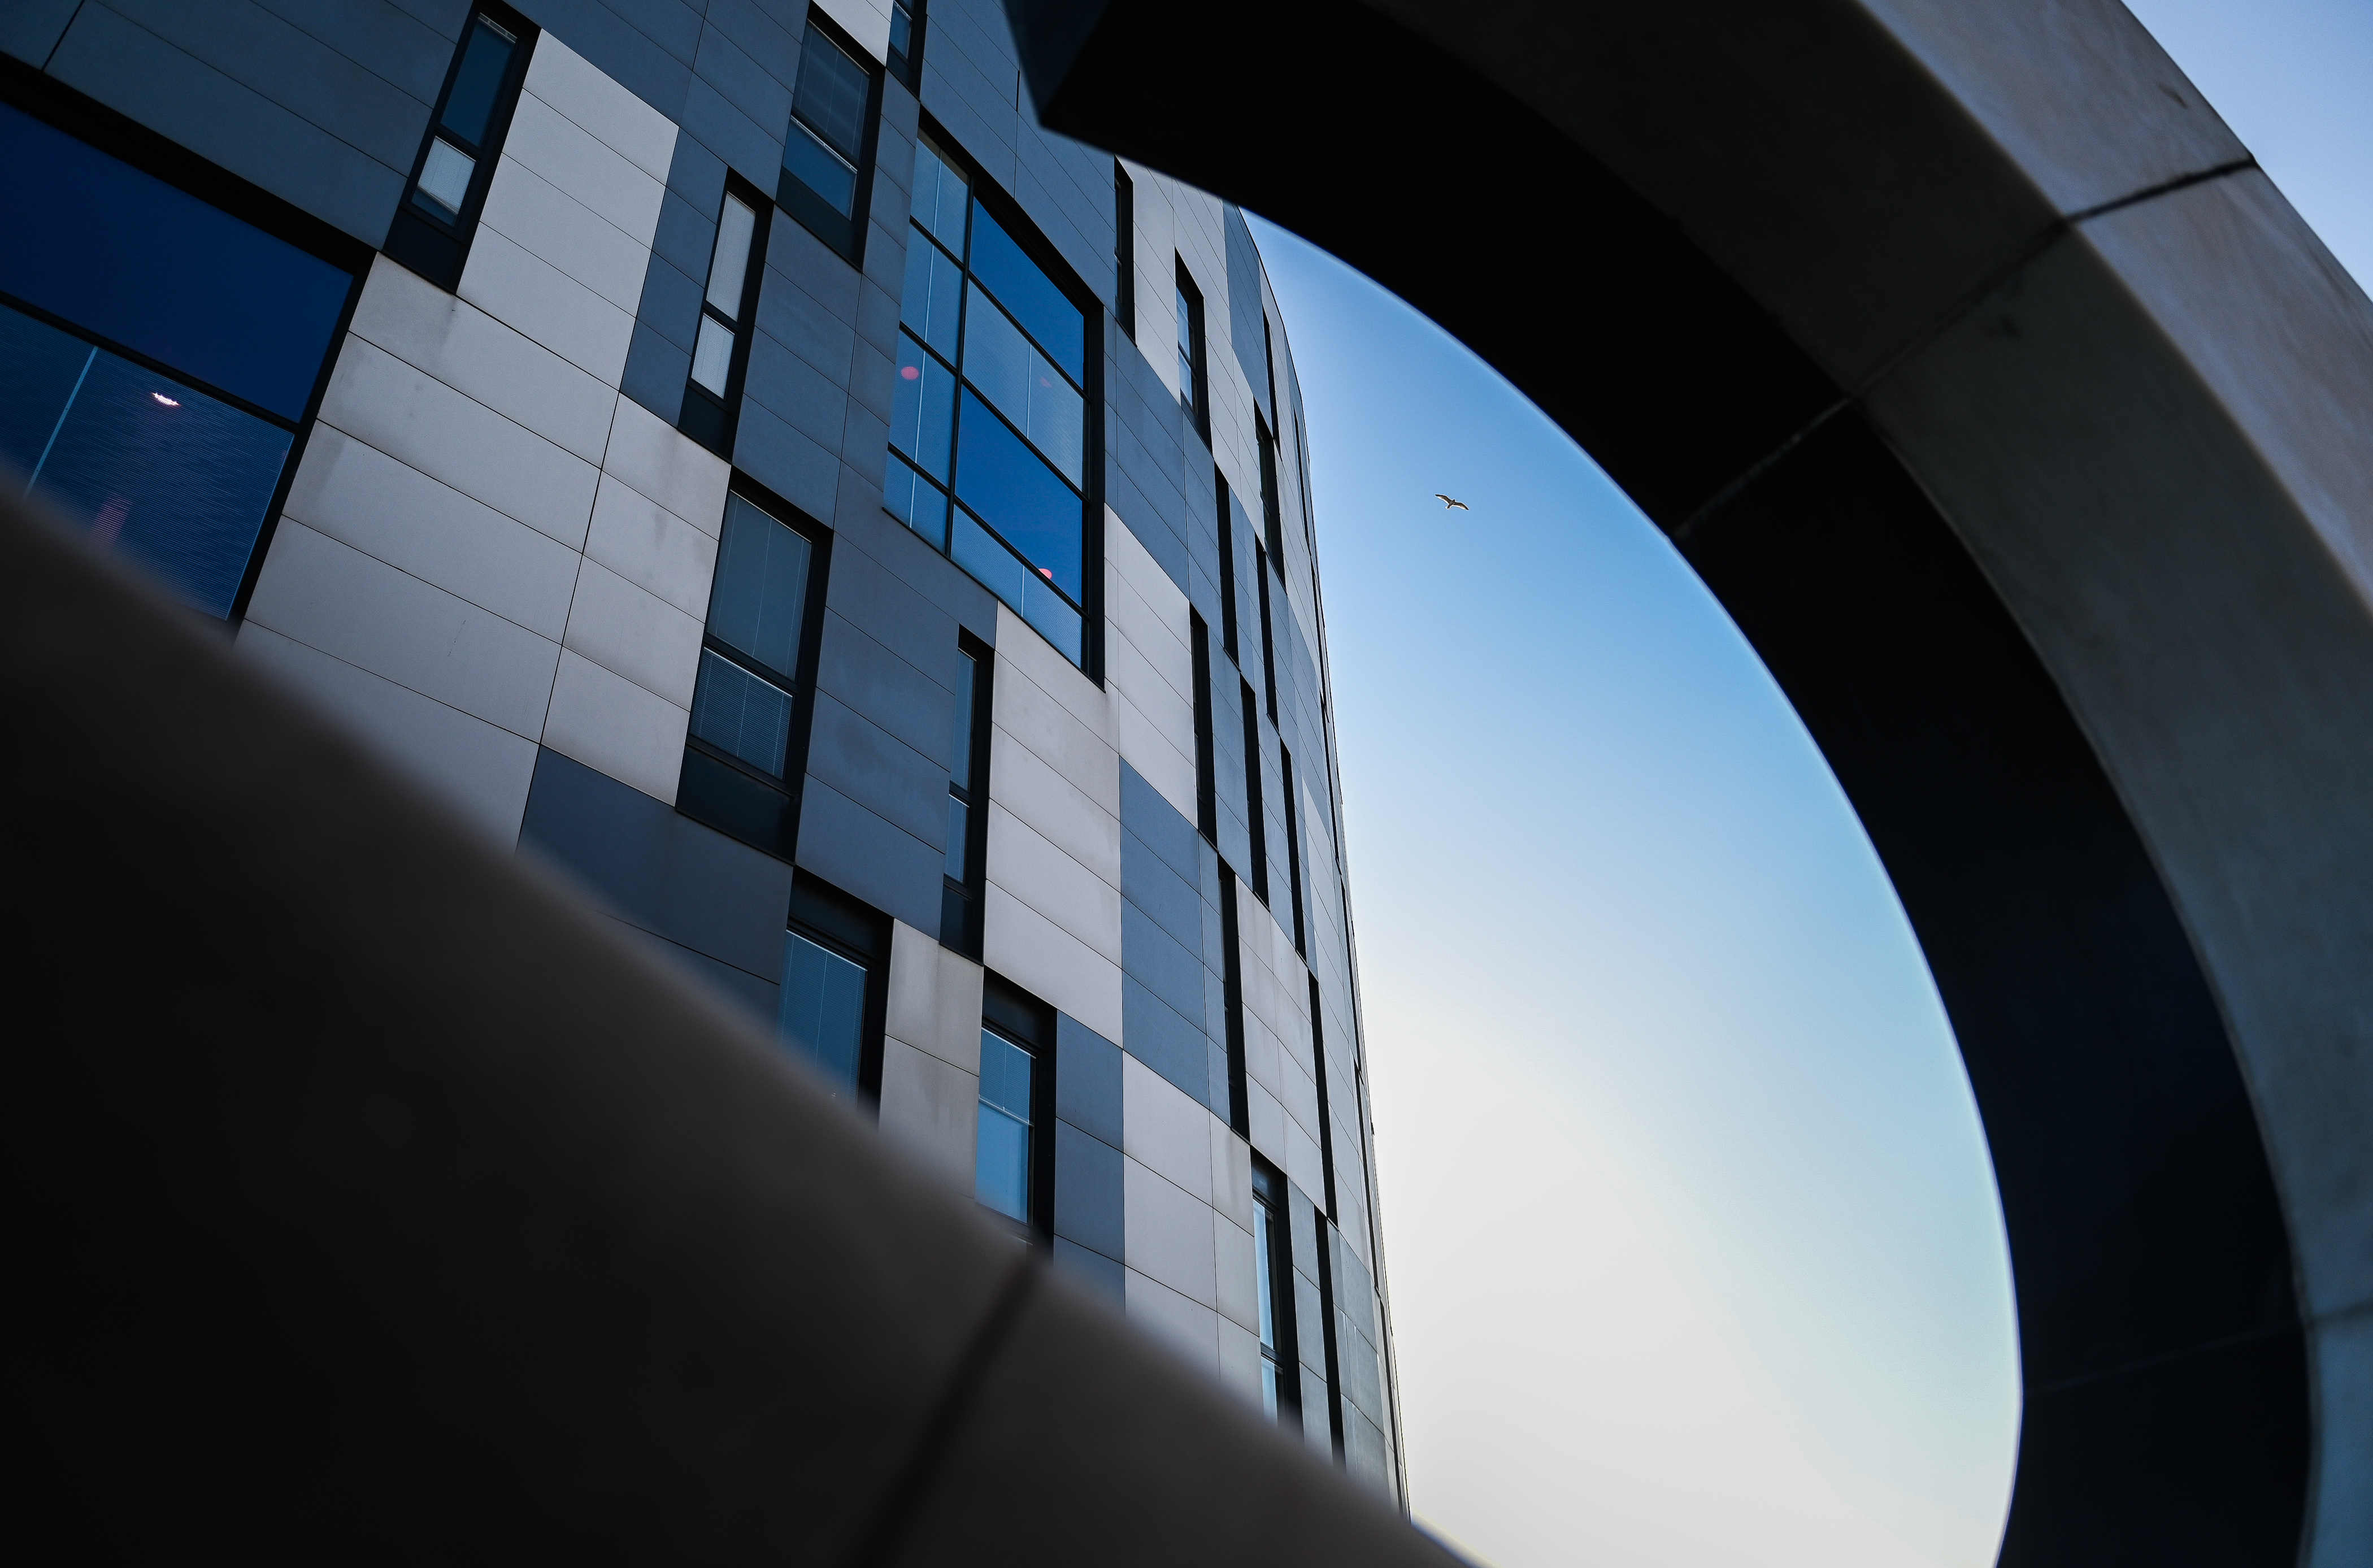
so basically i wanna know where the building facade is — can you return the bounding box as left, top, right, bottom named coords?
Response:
left=0, top=0, right=1401, bottom=1498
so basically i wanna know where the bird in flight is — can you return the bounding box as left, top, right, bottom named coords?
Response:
left=1435, top=493, right=1470, bottom=511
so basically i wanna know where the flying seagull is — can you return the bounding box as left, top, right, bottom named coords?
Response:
left=1435, top=493, right=1469, bottom=511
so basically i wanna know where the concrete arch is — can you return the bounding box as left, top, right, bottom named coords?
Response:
left=1002, top=1, right=2373, bottom=1563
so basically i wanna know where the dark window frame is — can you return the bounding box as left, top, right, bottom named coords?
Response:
left=887, top=0, right=927, bottom=90
left=1251, top=1157, right=1305, bottom=1427
left=1309, top=972, right=1337, bottom=1219
left=676, top=476, right=834, bottom=860
left=786, top=870, right=892, bottom=1106
left=1113, top=160, right=1135, bottom=341
left=1257, top=409, right=1287, bottom=563
left=1281, top=744, right=1307, bottom=956
left=679, top=171, right=774, bottom=458
left=1214, top=471, right=1240, bottom=661
left=890, top=117, right=1107, bottom=675
left=0, top=58, right=371, bottom=626
left=940, top=629, right=994, bottom=956
left=1218, top=868, right=1249, bottom=1135
left=1191, top=610, right=1218, bottom=844
left=384, top=4, right=536, bottom=292
left=980, top=972, right=1058, bottom=1243
left=1241, top=679, right=1269, bottom=906
left=779, top=7, right=883, bottom=266
left=1175, top=257, right=1208, bottom=441
left=1255, top=539, right=1279, bottom=723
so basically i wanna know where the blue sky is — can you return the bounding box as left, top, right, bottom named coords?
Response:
left=1248, top=5, right=2370, bottom=1565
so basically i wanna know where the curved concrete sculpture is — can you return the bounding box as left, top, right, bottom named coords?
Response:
left=1003, top=1, right=2372, bottom=1564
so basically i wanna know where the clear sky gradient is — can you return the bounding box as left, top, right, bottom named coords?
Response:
left=1248, top=6, right=2368, bottom=1566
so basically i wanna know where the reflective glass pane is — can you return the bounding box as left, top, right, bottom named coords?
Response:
left=980, top=1030, right=1033, bottom=1120
left=689, top=649, right=794, bottom=775
left=884, top=450, right=948, bottom=546
left=793, top=24, right=871, bottom=160
left=690, top=315, right=734, bottom=395
left=782, top=120, right=858, bottom=216
left=969, top=207, right=1083, bottom=383
left=976, top=1102, right=1029, bottom=1221
left=911, top=140, right=968, bottom=254
left=439, top=16, right=519, bottom=146
left=899, top=230, right=963, bottom=358
left=890, top=331, right=956, bottom=480
left=951, top=507, right=1083, bottom=664
left=1253, top=1201, right=1279, bottom=1351
left=953, top=389, right=1081, bottom=600
left=890, top=0, right=912, bottom=60
left=414, top=138, right=476, bottom=219
left=945, top=794, right=970, bottom=880
left=960, top=287, right=1085, bottom=485
left=706, top=496, right=812, bottom=679
left=707, top=195, right=757, bottom=317
left=5, top=303, right=290, bottom=618
left=1261, top=1358, right=1280, bottom=1418
left=0, top=103, right=352, bottom=422
left=780, top=931, right=868, bottom=1094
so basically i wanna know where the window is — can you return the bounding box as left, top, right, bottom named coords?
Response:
left=780, top=874, right=889, bottom=1103
left=1113, top=162, right=1135, bottom=341
left=1218, top=871, right=1248, bottom=1135
left=1258, top=411, right=1286, bottom=562
left=1191, top=610, right=1218, bottom=844
left=1252, top=1160, right=1303, bottom=1424
left=888, top=0, right=925, bottom=89
left=1281, top=746, right=1306, bottom=956
left=779, top=14, right=880, bottom=262
left=679, top=492, right=827, bottom=858
left=886, top=134, right=1094, bottom=665
left=0, top=98, right=357, bottom=620
left=1256, top=540, right=1279, bottom=723
left=386, top=8, right=532, bottom=290
left=680, top=180, right=771, bottom=456
left=1242, top=679, right=1268, bottom=905
left=977, top=976, right=1054, bottom=1234
left=1175, top=260, right=1207, bottom=439
left=1308, top=973, right=1337, bottom=1218
left=941, top=634, right=992, bottom=954
left=1214, top=474, right=1240, bottom=661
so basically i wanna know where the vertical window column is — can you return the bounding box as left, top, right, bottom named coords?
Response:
left=1253, top=1161, right=1303, bottom=1426
left=1191, top=610, right=1218, bottom=844
left=941, top=635, right=992, bottom=954
left=1175, top=259, right=1207, bottom=440
left=1114, top=163, right=1135, bottom=341
left=977, top=977, right=1055, bottom=1237
left=1258, top=411, right=1286, bottom=562
left=386, top=7, right=532, bottom=289
left=779, top=14, right=880, bottom=262
left=779, top=874, right=889, bottom=1105
left=888, top=0, right=925, bottom=88
left=1309, top=972, right=1337, bottom=1218
left=1241, top=680, right=1268, bottom=906
left=1281, top=746, right=1307, bottom=956
left=681, top=183, right=770, bottom=456
left=1214, top=474, right=1240, bottom=661
left=1256, top=540, right=1280, bottom=723
left=680, top=493, right=826, bottom=858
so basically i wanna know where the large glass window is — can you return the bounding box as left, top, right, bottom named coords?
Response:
left=779, top=16, right=878, bottom=261
left=1252, top=1161, right=1302, bottom=1423
left=680, top=182, right=770, bottom=455
left=0, top=102, right=353, bottom=619
left=975, top=1027, right=1036, bottom=1224
left=888, top=0, right=925, bottom=89
left=1176, top=260, right=1208, bottom=440
left=385, top=9, right=532, bottom=290
left=781, top=931, right=868, bottom=1096
left=679, top=493, right=822, bottom=858
left=887, top=137, right=1092, bottom=665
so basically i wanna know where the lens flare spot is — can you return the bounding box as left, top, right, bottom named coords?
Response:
left=151, top=393, right=181, bottom=407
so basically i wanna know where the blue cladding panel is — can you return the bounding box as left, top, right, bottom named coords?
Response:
left=1, top=0, right=86, bottom=64
left=1052, top=1119, right=1123, bottom=1257
left=0, top=103, right=351, bottom=420
left=1056, top=1013, right=1123, bottom=1146
left=1122, top=975, right=1215, bottom=1115
left=1053, top=1236, right=1125, bottom=1305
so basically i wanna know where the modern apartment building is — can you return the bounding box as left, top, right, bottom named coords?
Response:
left=0, top=0, right=1400, bottom=1498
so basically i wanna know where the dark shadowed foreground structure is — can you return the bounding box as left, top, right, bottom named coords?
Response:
left=2, top=490, right=1445, bottom=1566
left=1005, top=2, right=2373, bottom=1566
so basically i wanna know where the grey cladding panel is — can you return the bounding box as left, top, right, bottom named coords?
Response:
left=1225, top=206, right=1271, bottom=426
left=1052, top=1120, right=1123, bottom=1259
left=1055, top=1014, right=1123, bottom=1146
left=793, top=775, right=942, bottom=932
left=520, top=0, right=695, bottom=118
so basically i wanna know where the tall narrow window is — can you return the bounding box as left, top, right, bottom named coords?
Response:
left=781, top=874, right=889, bottom=1104
left=1309, top=973, right=1337, bottom=1219
left=977, top=976, right=1054, bottom=1235
left=1281, top=746, right=1307, bottom=957
left=1252, top=1161, right=1303, bottom=1424
left=680, top=181, right=770, bottom=456
left=1214, top=474, right=1239, bottom=661
left=680, top=492, right=827, bottom=858
left=1241, top=680, right=1268, bottom=906
left=1114, top=162, right=1135, bottom=341
left=779, top=14, right=879, bottom=262
left=1175, top=261, right=1207, bottom=440
left=941, top=635, right=992, bottom=954
left=886, top=134, right=1094, bottom=665
left=386, top=7, right=532, bottom=289
left=1219, top=871, right=1248, bottom=1135
left=888, top=0, right=925, bottom=89
left=1257, top=412, right=1286, bottom=562
left=1256, top=540, right=1279, bottom=723
left=1191, top=611, right=1218, bottom=844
